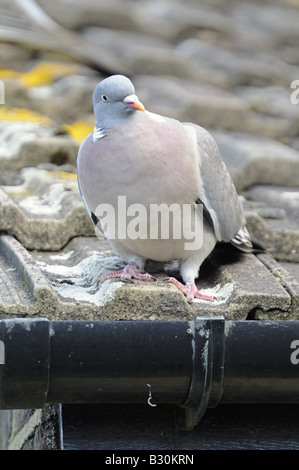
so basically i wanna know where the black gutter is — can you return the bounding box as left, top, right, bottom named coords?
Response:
left=1, top=317, right=299, bottom=431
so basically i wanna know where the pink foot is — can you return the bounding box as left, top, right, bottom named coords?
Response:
left=165, top=277, right=215, bottom=304
left=98, top=262, right=156, bottom=285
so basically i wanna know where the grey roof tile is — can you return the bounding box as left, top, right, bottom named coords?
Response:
left=0, top=235, right=294, bottom=321
left=0, top=167, right=93, bottom=250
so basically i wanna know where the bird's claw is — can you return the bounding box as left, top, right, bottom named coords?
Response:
left=98, top=262, right=156, bottom=286
left=120, top=277, right=135, bottom=284
left=163, top=277, right=215, bottom=303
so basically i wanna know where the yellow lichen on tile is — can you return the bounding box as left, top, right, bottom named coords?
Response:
left=0, top=69, right=21, bottom=80
left=21, top=62, right=79, bottom=87
left=0, top=62, right=79, bottom=88
left=63, top=120, right=93, bottom=141
left=47, top=171, right=78, bottom=181
left=2, top=188, right=29, bottom=197
left=0, top=107, right=52, bottom=124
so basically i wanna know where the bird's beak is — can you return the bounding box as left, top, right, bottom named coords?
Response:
left=123, top=94, right=145, bottom=112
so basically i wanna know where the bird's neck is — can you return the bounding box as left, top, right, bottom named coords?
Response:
left=93, top=125, right=107, bottom=142
left=94, top=111, right=140, bottom=139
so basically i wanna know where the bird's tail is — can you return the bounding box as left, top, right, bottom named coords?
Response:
left=230, top=225, right=265, bottom=253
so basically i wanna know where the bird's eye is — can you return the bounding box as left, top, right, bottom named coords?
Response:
left=101, top=94, right=109, bottom=102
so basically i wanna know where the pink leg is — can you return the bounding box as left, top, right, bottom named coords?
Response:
left=165, top=277, right=214, bottom=304
left=98, top=262, right=156, bottom=285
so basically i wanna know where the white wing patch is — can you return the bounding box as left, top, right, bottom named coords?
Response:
left=93, top=126, right=106, bottom=142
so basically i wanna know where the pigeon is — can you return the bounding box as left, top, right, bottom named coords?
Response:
left=77, top=74, right=252, bottom=303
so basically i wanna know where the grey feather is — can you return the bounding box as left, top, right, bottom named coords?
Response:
left=185, top=123, right=248, bottom=245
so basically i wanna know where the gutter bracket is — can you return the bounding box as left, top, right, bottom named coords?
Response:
left=174, top=316, right=225, bottom=431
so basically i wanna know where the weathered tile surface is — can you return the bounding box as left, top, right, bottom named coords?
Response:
left=212, top=131, right=299, bottom=192
left=244, top=185, right=299, bottom=263
left=0, top=121, right=78, bottom=170
left=0, top=0, right=298, bottom=322
left=0, top=233, right=296, bottom=321
left=0, top=167, right=93, bottom=250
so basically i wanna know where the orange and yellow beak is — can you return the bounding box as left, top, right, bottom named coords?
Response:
left=123, top=94, right=145, bottom=112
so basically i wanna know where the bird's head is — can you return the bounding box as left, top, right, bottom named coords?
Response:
left=92, top=75, right=145, bottom=127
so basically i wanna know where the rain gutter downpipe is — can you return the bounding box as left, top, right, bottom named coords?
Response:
left=1, top=316, right=299, bottom=431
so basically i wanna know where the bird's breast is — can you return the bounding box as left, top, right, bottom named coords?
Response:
left=78, top=116, right=201, bottom=214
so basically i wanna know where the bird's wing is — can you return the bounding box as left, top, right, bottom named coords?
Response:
left=77, top=134, right=102, bottom=229
left=77, top=171, right=100, bottom=227
left=184, top=123, right=252, bottom=250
